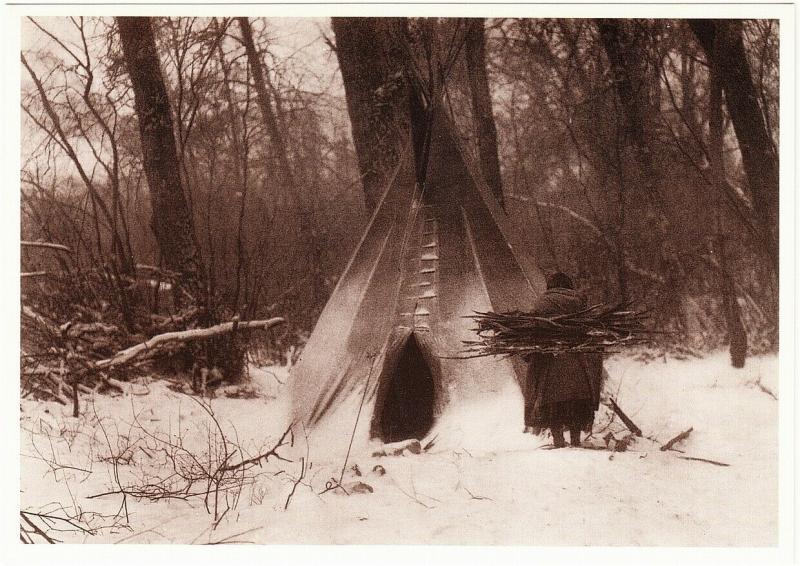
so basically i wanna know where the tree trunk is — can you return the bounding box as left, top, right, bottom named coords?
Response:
left=598, top=19, right=688, bottom=316
left=331, top=17, right=411, bottom=214
left=596, top=19, right=662, bottom=207
left=118, top=17, right=247, bottom=380
left=715, top=236, right=747, bottom=368
left=709, top=32, right=747, bottom=369
left=465, top=18, right=505, bottom=208
left=117, top=17, right=205, bottom=308
left=688, top=19, right=779, bottom=273
left=237, top=17, right=296, bottom=197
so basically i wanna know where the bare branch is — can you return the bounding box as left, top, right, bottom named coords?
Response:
left=96, top=317, right=286, bottom=370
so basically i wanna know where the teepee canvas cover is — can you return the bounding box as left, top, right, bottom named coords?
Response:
left=291, top=104, right=545, bottom=448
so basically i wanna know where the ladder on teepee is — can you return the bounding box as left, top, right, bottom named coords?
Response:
left=399, top=207, right=439, bottom=331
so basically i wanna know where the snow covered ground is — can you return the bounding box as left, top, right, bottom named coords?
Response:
left=19, top=351, right=778, bottom=546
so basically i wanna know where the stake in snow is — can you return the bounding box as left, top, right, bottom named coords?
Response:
left=20, top=15, right=780, bottom=549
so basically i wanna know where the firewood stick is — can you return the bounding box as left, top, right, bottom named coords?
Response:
left=605, top=397, right=643, bottom=437
left=660, top=427, right=693, bottom=451
left=677, top=456, right=729, bottom=467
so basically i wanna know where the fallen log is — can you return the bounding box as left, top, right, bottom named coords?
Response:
left=661, top=427, right=693, bottom=451
left=95, top=317, right=286, bottom=370
left=605, top=397, right=643, bottom=437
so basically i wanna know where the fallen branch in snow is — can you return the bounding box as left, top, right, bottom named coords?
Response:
left=95, top=317, right=286, bottom=370
left=391, top=474, right=436, bottom=509
left=19, top=512, right=56, bottom=544
left=660, top=427, right=693, bottom=452
left=463, top=486, right=493, bottom=501
left=284, top=456, right=306, bottom=511
left=605, top=397, right=643, bottom=437
left=754, top=377, right=777, bottom=400
left=148, top=306, right=201, bottom=331
left=19, top=508, right=108, bottom=544
left=205, top=526, right=263, bottom=545
left=677, top=456, right=730, bottom=467
left=220, top=424, right=294, bottom=473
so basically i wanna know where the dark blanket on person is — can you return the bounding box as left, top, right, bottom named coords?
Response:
left=524, top=288, right=605, bottom=430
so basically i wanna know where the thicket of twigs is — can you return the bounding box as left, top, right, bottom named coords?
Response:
left=462, top=303, right=660, bottom=357
left=85, top=397, right=295, bottom=524
left=20, top=393, right=298, bottom=543
left=21, top=245, right=285, bottom=414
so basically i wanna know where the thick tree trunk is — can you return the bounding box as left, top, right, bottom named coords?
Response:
left=597, top=19, right=686, bottom=321
left=596, top=20, right=661, bottom=206
left=118, top=17, right=249, bottom=380
left=709, top=34, right=748, bottom=369
left=117, top=17, right=205, bottom=307
left=465, top=18, right=505, bottom=208
left=689, top=19, right=779, bottom=273
left=331, top=17, right=411, bottom=214
left=715, top=236, right=748, bottom=368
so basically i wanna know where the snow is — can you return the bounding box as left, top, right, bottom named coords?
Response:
left=19, top=351, right=778, bottom=546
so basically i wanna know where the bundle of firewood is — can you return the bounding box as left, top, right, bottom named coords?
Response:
left=462, top=303, right=658, bottom=357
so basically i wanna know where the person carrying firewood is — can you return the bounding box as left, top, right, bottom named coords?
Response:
left=524, top=272, right=604, bottom=448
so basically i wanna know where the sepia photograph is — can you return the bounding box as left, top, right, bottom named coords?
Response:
left=12, top=3, right=793, bottom=556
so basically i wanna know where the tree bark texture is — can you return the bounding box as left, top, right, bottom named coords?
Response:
left=465, top=18, right=505, bottom=209
left=332, top=17, right=411, bottom=214
left=117, top=16, right=205, bottom=306
left=688, top=19, right=779, bottom=272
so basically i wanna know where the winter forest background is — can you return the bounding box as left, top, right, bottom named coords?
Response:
left=21, top=17, right=778, bottom=366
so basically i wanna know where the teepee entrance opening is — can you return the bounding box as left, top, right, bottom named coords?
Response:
left=371, top=331, right=436, bottom=443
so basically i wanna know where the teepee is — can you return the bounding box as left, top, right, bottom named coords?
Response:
left=291, top=98, right=545, bottom=450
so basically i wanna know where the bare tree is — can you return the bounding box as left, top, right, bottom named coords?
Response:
left=708, top=27, right=748, bottom=368
left=689, top=19, right=779, bottom=274
left=332, top=17, right=411, bottom=213
left=117, top=16, right=205, bottom=307
left=465, top=18, right=504, bottom=208
left=238, top=17, right=325, bottom=313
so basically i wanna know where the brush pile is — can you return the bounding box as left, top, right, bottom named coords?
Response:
left=21, top=262, right=284, bottom=409
left=462, top=303, right=658, bottom=357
